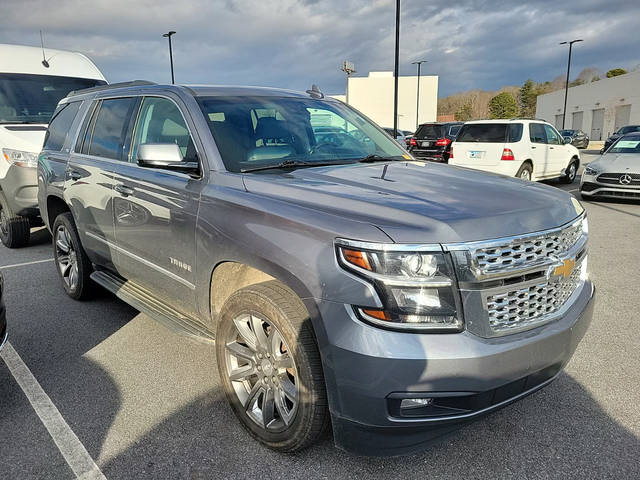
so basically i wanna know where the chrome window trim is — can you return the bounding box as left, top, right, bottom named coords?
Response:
left=85, top=232, right=195, bottom=290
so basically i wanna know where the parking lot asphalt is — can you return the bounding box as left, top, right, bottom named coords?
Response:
left=1, top=152, right=639, bottom=480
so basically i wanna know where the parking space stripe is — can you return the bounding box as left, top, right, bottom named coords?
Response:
left=0, top=258, right=54, bottom=269
left=0, top=342, right=107, bottom=480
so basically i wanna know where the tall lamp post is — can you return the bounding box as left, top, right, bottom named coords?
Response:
left=162, top=31, right=176, bottom=84
left=559, top=39, right=582, bottom=129
left=393, top=0, right=400, bottom=138
left=411, top=60, right=427, bottom=130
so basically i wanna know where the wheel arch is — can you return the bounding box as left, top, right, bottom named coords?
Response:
left=45, top=194, right=71, bottom=232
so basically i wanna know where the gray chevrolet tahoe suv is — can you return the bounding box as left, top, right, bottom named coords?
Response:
left=38, top=81, right=595, bottom=455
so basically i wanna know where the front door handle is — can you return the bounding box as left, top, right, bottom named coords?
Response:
left=114, top=184, right=135, bottom=197
left=531, top=146, right=537, bottom=149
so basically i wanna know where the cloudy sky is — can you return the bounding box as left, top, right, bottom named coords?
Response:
left=2, top=0, right=639, bottom=97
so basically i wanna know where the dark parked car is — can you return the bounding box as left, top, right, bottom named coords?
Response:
left=39, top=82, right=594, bottom=456
left=602, top=125, right=640, bottom=152
left=408, top=122, right=463, bottom=162
left=560, top=129, right=589, bottom=149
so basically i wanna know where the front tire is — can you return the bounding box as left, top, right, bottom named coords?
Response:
left=0, top=192, right=30, bottom=248
left=52, top=212, right=93, bottom=300
left=216, top=281, right=329, bottom=452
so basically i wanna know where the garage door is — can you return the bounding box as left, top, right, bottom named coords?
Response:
left=615, top=105, right=631, bottom=132
left=591, top=108, right=604, bottom=140
left=572, top=111, right=583, bottom=130
left=555, top=114, right=564, bottom=129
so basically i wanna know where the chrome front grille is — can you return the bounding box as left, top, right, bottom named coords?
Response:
left=485, top=261, right=583, bottom=333
left=597, top=172, right=640, bottom=185
left=471, top=219, right=583, bottom=276
left=447, top=215, right=588, bottom=337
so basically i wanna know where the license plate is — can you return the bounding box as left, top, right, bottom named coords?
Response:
left=469, top=150, right=483, bottom=158
left=421, top=141, right=431, bottom=147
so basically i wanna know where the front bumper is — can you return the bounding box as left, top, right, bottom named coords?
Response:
left=580, top=176, right=640, bottom=200
left=1, top=164, right=39, bottom=216
left=310, top=280, right=595, bottom=456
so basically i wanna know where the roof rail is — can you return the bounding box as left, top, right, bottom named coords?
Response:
left=68, top=80, right=157, bottom=97
left=509, top=117, right=547, bottom=122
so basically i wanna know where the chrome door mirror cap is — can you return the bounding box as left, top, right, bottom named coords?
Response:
left=137, top=143, right=199, bottom=174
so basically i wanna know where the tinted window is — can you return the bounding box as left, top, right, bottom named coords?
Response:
left=529, top=123, right=546, bottom=143
left=544, top=124, right=562, bottom=145
left=88, top=98, right=137, bottom=160
left=131, top=97, right=197, bottom=162
left=508, top=124, right=523, bottom=142
left=456, top=124, right=508, bottom=143
left=448, top=125, right=462, bottom=137
left=43, top=101, right=81, bottom=151
left=0, top=73, right=104, bottom=124
left=415, top=124, right=445, bottom=139
left=618, top=125, right=640, bottom=135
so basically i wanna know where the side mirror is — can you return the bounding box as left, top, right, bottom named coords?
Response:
left=137, top=143, right=199, bottom=173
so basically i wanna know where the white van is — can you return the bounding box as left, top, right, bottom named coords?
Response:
left=0, top=43, right=106, bottom=247
left=449, top=119, right=580, bottom=184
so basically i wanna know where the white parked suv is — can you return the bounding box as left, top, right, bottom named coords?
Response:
left=449, top=119, right=580, bottom=183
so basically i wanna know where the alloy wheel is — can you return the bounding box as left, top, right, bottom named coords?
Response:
left=225, top=313, right=299, bottom=432
left=55, top=225, right=79, bottom=290
left=568, top=163, right=577, bottom=182
left=0, top=207, right=8, bottom=237
left=520, top=169, right=531, bottom=181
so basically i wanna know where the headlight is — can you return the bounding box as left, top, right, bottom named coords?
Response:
left=2, top=148, right=38, bottom=168
left=583, top=166, right=599, bottom=176
left=336, top=241, right=463, bottom=332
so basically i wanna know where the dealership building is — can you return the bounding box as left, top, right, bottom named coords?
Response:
left=536, top=70, right=640, bottom=141
left=331, top=71, right=438, bottom=132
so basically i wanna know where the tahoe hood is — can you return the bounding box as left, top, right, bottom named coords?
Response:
left=242, top=161, right=583, bottom=244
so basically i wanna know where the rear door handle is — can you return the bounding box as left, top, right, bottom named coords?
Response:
left=531, top=146, right=537, bottom=149
left=114, top=184, right=135, bottom=196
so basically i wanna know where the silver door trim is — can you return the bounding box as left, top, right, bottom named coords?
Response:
left=85, top=231, right=196, bottom=290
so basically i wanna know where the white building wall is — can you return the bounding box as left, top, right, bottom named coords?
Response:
left=536, top=70, right=640, bottom=141
left=331, top=71, right=438, bottom=132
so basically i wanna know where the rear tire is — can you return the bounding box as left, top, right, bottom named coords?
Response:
left=0, top=192, right=30, bottom=248
left=516, top=163, right=533, bottom=181
left=561, top=160, right=578, bottom=184
left=216, top=281, right=329, bottom=452
left=52, top=212, right=94, bottom=300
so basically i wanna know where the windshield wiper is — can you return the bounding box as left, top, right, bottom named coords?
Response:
left=241, top=159, right=348, bottom=173
left=357, top=154, right=401, bottom=163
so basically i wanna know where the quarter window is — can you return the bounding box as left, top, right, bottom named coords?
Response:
left=130, top=97, right=197, bottom=163
left=43, top=101, right=81, bottom=151
left=88, top=98, right=138, bottom=160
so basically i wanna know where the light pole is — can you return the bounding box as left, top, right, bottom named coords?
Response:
left=341, top=60, right=356, bottom=104
left=162, top=31, right=176, bottom=84
left=559, top=39, right=582, bottom=129
left=411, top=60, right=427, bottom=130
left=393, top=0, right=400, bottom=138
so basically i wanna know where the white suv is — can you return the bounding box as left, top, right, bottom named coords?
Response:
left=449, top=119, right=580, bottom=183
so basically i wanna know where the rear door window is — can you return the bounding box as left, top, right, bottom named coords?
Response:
left=529, top=123, right=547, bottom=144
left=88, top=97, right=138, bottom=160
left=414, top=124, right=444, bottom=139
left=43, top=101, right=81, bottom=151
left=456, top=124, right=508, bottom=143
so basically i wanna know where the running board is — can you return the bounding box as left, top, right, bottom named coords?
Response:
left=90, top=270, right=215, bottom=343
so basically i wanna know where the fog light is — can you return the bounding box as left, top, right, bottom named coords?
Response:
left=400, top=398, right=434, bottom=410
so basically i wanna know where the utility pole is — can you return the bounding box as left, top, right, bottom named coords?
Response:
left=411, top=60, right=427, bottom=130
left=559, top=39, right=583, bottom=129
left=162, top=31, right=176, bottom=84
left=393, top=0, right=400, bottom=138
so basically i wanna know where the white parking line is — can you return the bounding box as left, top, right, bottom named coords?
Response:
left=0, top=258, right=54, bottom=269
left=0, top=342, right=107, bottom=480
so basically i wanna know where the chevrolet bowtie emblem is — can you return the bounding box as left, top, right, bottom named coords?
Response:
left=553, top=258, right=576, bottom=279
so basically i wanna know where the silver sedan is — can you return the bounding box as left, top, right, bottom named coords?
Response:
left=580, top=133, right=640, bottom=201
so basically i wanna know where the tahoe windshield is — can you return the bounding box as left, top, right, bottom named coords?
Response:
left=0, top=73, right=105, bottom=124
left=197, top=96, right=407, bottom=172
left=610, top=136, right=640, bottom=153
